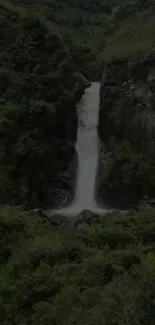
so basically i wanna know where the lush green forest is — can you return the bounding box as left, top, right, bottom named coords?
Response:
left=100, top=0, right=155, bottom=62
left=1, top=0, right=155, bottom=324
left=1, top=205, right=155, bottom=324
left=0, top=0, right=108, bottom=44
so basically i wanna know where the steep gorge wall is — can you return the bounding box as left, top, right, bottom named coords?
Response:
left=98, top=58, right=155, bottom=208
left=0, top=4, right=89, bottom=208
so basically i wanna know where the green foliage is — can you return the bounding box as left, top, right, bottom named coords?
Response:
left=1, top=206, right=155, bottom=324
left=0, top=0, right=111, bottom=44
left=0, top=3, right=92, bottom=206
left=101, top=3, right=155, bottom=62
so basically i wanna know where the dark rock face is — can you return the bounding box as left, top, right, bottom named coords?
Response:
left=75, top=209, right=100, bottom=225
left=96, top=145, right=113, bottom=206
left=98, top=58, right=155, bottom=208
left=99, top=60, right=155, bottom=149
left=45, top=147, right=78, bottom=209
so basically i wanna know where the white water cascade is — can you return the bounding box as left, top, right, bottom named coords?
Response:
left=73, top=82, right=100, bottom=209
left=44, top=82, right=108, bottom=216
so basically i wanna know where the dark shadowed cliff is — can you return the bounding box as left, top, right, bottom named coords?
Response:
left=98, top=0, right=155, bottom=208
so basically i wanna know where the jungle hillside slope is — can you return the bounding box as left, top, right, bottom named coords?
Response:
left=0, top=2, right=91, bottom=209
left=1, top=205, right=155, bottom=324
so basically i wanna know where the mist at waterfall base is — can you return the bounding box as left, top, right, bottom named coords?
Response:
left=44, top=82, right=108, bottom=217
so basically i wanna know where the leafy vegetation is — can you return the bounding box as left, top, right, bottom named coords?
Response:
left=100, top=0, right=155, bottom=62
left=1, top=205, right=155, bottom=324
left=0, top=0, right=108, bottom=44
left=0, top=2, right=95, bottom=207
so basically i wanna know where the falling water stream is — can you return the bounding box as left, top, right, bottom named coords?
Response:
left=44, top=82, right=108, bottom=216
left=73, top=82, right=100, bottom=209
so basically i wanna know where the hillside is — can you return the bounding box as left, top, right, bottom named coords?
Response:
left=0, top=2, right=93, bottom=208
left=1, top=0, right=139, bottom=45
left=1, top=0, right=155, bottom=324
left=0, top=0, right=107, bottom=44
left=101, top=1, right=155, bottom=62
left=1, top=205, right=155, bottom=324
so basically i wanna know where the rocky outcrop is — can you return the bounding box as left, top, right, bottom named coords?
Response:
left=98, top=58, right=155, bottom=208
left=34, top=209, right=101, bottom=228
left=45, top=148, right=78, bottom=209
left=96, top=145, right=114, bottom=206
left=74, top=209, right=100, bottom=226
left=99, top=59, right=155, bottom=149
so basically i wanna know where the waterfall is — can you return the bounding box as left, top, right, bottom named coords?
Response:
left=44, top=82, right=108, bottom=216
left=73, top=82, right=100, bottom=209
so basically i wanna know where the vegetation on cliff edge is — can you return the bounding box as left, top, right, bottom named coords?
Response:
left=100, top=0, right=155, bottom=62
left=0, top=2, right=96, bottom=208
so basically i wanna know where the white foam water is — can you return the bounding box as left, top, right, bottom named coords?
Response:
left=44, top=82, right=109, bottom=217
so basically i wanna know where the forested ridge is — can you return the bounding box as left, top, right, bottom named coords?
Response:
left=0, top=1, right=95, bottom=208
left=1, top=0, right=155, bottom=324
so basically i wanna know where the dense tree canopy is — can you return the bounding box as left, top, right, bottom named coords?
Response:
left=1, top=205, right=155, bottom=324
left=0, top=3, right=93, bottom=207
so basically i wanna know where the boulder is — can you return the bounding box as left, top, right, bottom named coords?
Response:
left=33, top=208, right=43, bottom=216
left=75, top=209, right=100, bottom=226
left=146, top=199, right=155, bottom=207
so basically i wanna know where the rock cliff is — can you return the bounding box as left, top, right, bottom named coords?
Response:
left=98, top=57, right=155, bottom=208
